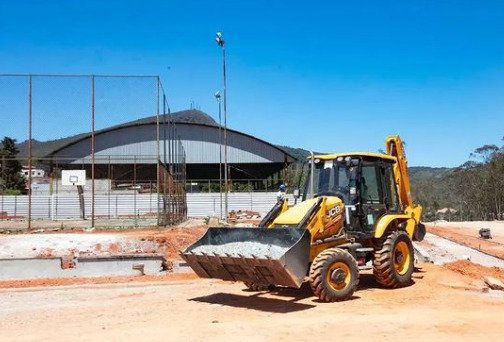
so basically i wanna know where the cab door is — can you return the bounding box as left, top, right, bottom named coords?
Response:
left=359, top=162, right=387, bottom=232
left=381, top=161, right=401, bottom=213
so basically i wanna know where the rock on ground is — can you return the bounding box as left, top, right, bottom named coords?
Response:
left=484, top=276, right=504, bottom=291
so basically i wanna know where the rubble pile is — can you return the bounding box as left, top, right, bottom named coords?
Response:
left=226, top=210, right=261, bottom=224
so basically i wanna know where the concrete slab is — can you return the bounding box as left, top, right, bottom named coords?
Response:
left=0, top=255, right=166, bottom=280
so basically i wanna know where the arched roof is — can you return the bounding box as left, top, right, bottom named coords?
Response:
left=48, top=110, right=296, bottom=166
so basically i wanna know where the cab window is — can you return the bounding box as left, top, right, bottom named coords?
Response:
left=360, top=165, right=380, bottom=203
left=384, top=164, right=400, bottom=211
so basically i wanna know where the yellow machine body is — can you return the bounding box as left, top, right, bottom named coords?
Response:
left=307, top=136, right=422, bottom=239
left=181, top=135, right=424, bottom=291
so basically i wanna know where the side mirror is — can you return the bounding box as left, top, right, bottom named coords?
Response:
left=293, top=189, right=300, bottom=198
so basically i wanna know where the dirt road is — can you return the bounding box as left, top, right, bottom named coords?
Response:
left=1, top=262, right=503, bottom=342
left=427, top=221, right=504, bottom=259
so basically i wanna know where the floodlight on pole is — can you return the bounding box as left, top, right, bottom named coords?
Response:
left=215, top=31, right=228, bottom=220
left=215, top=32, right=225, bottom=47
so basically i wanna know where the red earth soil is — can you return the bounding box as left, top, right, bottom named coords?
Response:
left=50, top=225, right=208, bottom=260
left=122, top=226, right=208, bottom=259
left=0, top=272, right=199, bottom=289
left=443, top=259, right=504, bottom=283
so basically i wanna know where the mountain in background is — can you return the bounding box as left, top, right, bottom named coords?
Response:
left=16, top=135, right=88, bottom=160
left=276, top=145, right=312, bottom=161
left=277, top=144, right=452, bottom=175
left=408, top=166, right=452, bottom=179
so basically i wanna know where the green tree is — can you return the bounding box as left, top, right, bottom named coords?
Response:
left=0, top=137, right=26, bottom=194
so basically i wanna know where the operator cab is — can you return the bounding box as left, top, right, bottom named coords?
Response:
left=303, top=153, right=401, bottom=238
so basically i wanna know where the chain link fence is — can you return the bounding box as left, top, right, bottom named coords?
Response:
left=0, top=74, right=186, bottom=230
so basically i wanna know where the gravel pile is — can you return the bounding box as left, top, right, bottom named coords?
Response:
left=191, top=242, right=287, bottom=259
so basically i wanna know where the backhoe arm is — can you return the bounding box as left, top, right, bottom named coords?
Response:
left=385, top=135, right=413, bottom=208
left=382, top=135, right=423, bottom=239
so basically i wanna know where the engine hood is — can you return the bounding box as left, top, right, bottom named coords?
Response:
left=272, top=196, right=343, bottom=227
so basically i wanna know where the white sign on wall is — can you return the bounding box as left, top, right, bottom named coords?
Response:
left=62, top=170, right=86, bottom=186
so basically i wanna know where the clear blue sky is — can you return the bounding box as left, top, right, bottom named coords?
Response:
left=1, top=0, right=503, bottom=167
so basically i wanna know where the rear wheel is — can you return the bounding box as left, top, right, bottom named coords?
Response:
left=309, top=248, right=359, bottom=302
left=373, top=230, right=414, bottom=288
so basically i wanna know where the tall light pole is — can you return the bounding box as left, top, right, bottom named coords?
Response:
left=215, top=31, right=228, bottom=220
left=214, top=91, right=223, bottom=220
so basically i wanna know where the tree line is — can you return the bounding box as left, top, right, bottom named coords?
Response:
left=0, top=136, right=26, bottom=195
left=411, top=136, right=504, bottom=221
left=282, top=138, right=504, bottom=222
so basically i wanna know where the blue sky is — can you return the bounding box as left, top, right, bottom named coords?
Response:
left=1, top=0, right=503, bottom=166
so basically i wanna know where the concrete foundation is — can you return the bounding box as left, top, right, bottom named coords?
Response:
left=0, top=254, right=166, bottom=280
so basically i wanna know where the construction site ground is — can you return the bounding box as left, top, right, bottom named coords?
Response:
left=1, top=219, right=504, bottom=341
left=427, top=221, right=504, bottom=259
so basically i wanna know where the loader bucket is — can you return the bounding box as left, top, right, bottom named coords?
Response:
left=180, top=227, right=310, bottom=288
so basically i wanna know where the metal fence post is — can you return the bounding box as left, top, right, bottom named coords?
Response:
left=156, top=77, right=161, bottom=225
left=149, top=182, right=152, bottom=214
left=134, top=186, right=137, bottom=227
left=51, top=194, right=55, bottom=220
left=108, top=156, right=111, bottom=220
left=91, top=75, right=95, bottom=228
left=27, top=75, right=32, bottom=230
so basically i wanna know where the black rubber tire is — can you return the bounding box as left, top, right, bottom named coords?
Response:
left=309, top=248, right=359, bottom=302
left=373, top=230, right=414, bottom=288
left=243, top=282, right=271, bottom=291
left=413, top=223, right=426, bottom=241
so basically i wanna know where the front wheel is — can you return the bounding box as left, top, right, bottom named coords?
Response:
left=373, top=230, right=414, bottom=288
left=309, top=248, right=359, bottom=302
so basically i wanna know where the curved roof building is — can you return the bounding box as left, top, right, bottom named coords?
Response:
left=48, top=110, right=295, bottom=181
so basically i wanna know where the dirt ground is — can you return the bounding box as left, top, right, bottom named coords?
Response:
left=1, top=262, right=503, bottom=342
left=0, top=272, right=199, bottom=289
left=2, top=220, right=504, bottom=341
left=426, top=221, right=504, bottom=259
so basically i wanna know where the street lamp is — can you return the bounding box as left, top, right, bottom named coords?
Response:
left=215, top=31, right=228, bottom=220
left=214, top=91, right=223, bottom=220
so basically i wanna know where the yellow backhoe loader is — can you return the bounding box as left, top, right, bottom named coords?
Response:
left=181, top=135, right=425, bottom=302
